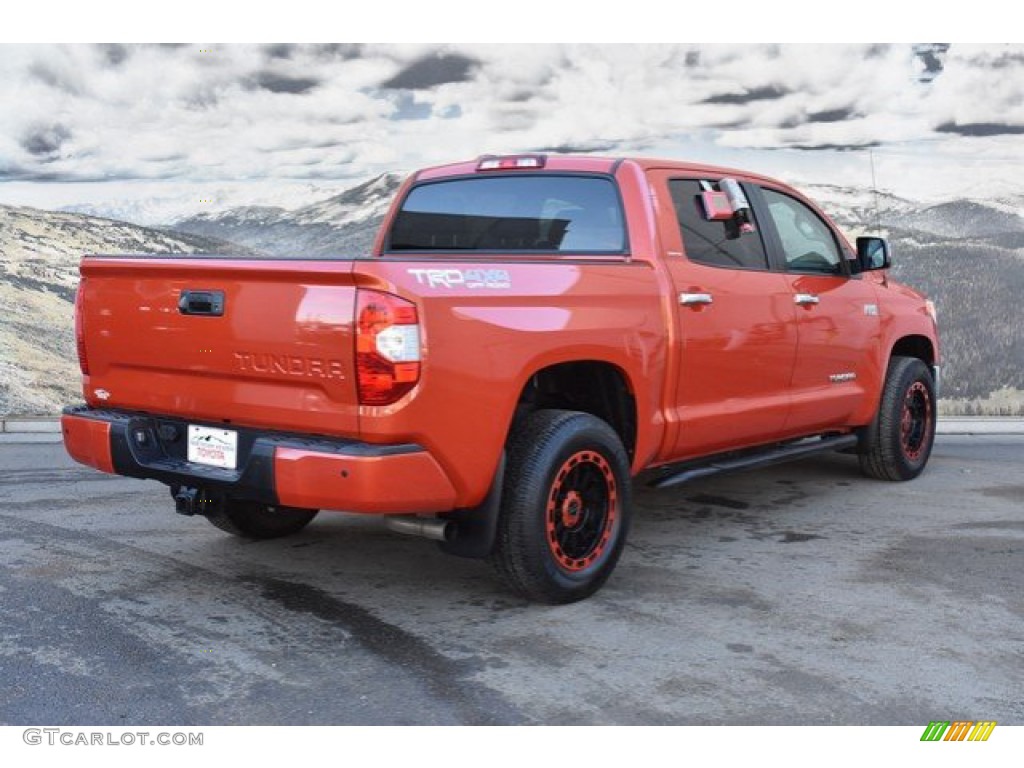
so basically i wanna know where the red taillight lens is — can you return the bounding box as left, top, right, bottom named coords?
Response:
left=355, top=290, right=421, bottom=405
left=74, top=279, right=89, bottom=376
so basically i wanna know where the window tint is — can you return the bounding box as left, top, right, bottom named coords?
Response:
left=387, top=175, right=626, bottom=253
left=669, top=179, right=769, bottom=270
left=761, top=188, right=842, bottom=274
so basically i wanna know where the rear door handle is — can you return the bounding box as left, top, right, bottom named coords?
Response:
left=794, top=293, right=820, bottom=306
left=680, top=292, right=713, bottom=306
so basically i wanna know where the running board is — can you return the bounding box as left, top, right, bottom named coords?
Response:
left=649, top=434, right=859, bottom=490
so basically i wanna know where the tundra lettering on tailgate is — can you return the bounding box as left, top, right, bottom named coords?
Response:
left=232, top=351, right=345, bottom=380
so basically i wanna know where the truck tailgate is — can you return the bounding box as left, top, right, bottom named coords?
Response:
left=78, top=257, right=359, bottom=437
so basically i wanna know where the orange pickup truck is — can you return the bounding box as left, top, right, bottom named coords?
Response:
left=62, top=154, right=939, bottom=603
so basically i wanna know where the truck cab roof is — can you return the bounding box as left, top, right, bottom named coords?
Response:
left=414, top=154, right=781, bottom=187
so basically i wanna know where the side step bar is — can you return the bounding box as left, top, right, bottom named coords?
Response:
left=649, top=434, right=859, bottom=489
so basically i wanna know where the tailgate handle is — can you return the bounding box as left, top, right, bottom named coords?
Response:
left=178, top=290, right=225, bottom=316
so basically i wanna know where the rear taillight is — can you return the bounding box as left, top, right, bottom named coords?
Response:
left=74, top=279, right=89, bottom=376
left=355, top=290, right=421, bottom=405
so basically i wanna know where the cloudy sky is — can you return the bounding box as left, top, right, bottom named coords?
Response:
left=1, top=43, right=1022, bottom=222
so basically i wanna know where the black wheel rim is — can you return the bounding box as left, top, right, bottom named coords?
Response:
left=901, top=381, right=932, bottom=461
left=545, top=450, right=618, bottom=572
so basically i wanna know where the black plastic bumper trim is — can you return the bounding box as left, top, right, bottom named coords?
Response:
left=63, top=405, right=425, bottom=503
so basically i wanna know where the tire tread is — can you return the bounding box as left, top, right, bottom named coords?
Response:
left=859, top=356, right=935, bottom=481
left=490, top=409, right=631, bottom=603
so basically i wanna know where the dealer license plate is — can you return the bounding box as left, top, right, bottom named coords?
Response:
left=187, top=425, right=238, bottom=469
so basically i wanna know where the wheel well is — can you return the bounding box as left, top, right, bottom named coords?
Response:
left=890, top=335, right=935, bottom=367
left=516, top=362, right=637, bottom=459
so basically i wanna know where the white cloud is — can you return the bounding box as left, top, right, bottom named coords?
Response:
left=0, top=43, right=1022, bottom=218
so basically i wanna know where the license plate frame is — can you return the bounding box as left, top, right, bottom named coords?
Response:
left=187, top=425, right=239, bottom=470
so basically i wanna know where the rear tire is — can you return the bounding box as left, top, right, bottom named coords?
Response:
left=491, top=410, right=632, bottom=604
left=205, top=499, right=318, bottom=540
left=859, top=356, right=936, bottom=481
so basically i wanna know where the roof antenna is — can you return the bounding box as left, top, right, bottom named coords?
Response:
left=868, top=149, right=881, bottom=232
left=868, top=148, right=889, bottom=285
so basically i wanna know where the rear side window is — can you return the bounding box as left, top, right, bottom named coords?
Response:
left=669, top=179, right=769, bottom=270
left=386, top=175, right=626, bottom=254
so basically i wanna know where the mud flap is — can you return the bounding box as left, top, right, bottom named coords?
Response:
left=438, top=452, right=505, bottom=559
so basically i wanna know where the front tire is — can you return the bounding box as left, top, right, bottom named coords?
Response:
left=205, top=499, right=318, bottom=540
left=491, top=410, right=632, bottom=604
left=859, top=356, right=936, bottom=481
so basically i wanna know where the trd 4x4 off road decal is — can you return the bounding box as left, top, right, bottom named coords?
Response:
left=407, top=268, right=511, bottom=289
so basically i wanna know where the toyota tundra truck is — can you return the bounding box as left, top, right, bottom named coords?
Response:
left=62, top=154, right=939, bottom=603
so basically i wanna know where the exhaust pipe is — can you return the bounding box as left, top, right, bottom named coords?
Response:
left=385, top=516, right=453, bottom=543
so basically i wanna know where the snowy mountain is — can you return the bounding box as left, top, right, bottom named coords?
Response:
left=804, top=183, right=1024, bottom=245
left=57, top=181, right=348, bottom=227
left=0, top=205, right=251, bottom=416
left=889, top=199, right=1024, bottom=244
left=2, top=175, right=1022, bottom=417
left=890, top=201, right=1023, bottom=407
left=800, top=183, right=916, bottom=236
left=171, top=173, right=404, bottom=258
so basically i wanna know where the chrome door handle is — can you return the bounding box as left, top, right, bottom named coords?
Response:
left=794, top=293, right=820, bottom=306
left=680, top=292, right=713, bottom=306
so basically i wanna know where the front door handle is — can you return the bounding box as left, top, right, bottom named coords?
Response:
left=794, top=293, right=820, bottom=306
left=680, top=292, right=713, bottom=306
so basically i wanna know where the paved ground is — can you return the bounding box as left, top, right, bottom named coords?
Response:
left=0, top=437, right=1021, bottom=725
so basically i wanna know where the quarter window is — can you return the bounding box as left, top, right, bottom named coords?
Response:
left=668, top=180, right=769, bottom=270
left=761, top=188, right=842, bottom=275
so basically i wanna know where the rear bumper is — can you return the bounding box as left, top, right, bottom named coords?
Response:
left=61, top=406, right=457, bottom=514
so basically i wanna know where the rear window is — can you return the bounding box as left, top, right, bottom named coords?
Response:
left=386, top=175, right=626, bottom=254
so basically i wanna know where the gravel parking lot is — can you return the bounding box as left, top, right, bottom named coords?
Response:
left=1, top=436, right=1021, bottom=725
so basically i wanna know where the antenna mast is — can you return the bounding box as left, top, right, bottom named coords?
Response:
left=869, top=149, right=881, bottom=231
left=868, top=149, right=888, bottom=285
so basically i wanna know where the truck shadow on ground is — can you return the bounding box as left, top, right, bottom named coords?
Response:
left=195, top=451, right=871, bottom=609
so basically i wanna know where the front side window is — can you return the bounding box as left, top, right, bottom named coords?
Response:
left=761, top=188, right=843, bottom=275
left=668, top=179, right=769, bottom=270
left=386, top=175, right=626, bottom=254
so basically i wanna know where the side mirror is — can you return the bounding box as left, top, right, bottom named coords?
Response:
left=856, top=237, right=891, bottom=272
